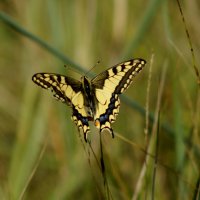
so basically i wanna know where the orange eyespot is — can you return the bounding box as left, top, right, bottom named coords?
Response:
left=94, top=119, right=100, bottom=128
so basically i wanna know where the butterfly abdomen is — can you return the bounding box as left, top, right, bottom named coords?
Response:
left=82, top=76, right=96, bottom=116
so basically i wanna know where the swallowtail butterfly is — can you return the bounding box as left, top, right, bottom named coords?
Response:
left=32, top=58, right=146, bottom=142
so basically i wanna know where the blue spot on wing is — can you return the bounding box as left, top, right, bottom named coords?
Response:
left=99, top=94, right=119, bottom=124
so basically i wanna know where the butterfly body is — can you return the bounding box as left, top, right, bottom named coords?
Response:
left=32, top=58, right=146, bottom=142
left=81, top=76, right=96, bottom=117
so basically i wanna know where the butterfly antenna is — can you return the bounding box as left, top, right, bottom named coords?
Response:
left=85, top=60, right=100, bottom=77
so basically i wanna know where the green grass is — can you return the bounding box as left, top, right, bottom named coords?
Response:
left=0, top=0, right=200, bottom=199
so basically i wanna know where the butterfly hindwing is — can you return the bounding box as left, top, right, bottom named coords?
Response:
left=32, top=73, right=91, bottom=137
left=94, top=93, right=120, bottom=136
left=92, top=58, right=146, bottom=134
left=71, top=105, right=90, bottom=141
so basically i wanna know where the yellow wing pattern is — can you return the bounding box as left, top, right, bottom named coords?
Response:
left=92, top=59, right=146, bottom=135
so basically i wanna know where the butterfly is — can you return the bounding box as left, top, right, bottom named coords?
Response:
left=32, top=58, right=146, bottom=142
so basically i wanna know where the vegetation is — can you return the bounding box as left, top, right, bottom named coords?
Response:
left=0, top=0, right=199, bottom=199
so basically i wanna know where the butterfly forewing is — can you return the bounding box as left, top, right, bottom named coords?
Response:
left=92, top=59, right=146, bottom=94
left=91, top=58, right=146, bottom=135
left=32, top=73, right=82, bottom=104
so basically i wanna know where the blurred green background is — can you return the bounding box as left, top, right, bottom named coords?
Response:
left=0, top=0, right=200, bottom=199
